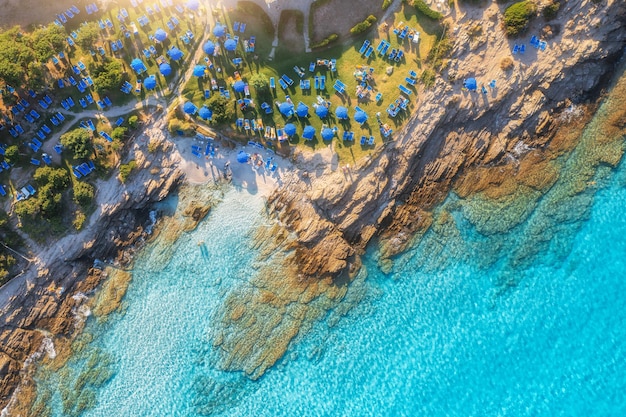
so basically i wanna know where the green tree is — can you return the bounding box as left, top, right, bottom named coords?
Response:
left=111, top=127, right=127, bottom=141
left=92, top=59, right=123, bottom=95
left=73, top=182, right=95, bottom=206
left=75, top=22, right=100, bottom=51
left=32, top=25, right=67, bottom=62
left=206, top=94, right=235, bottom=124
left=33, top=167, right=69, bottom=190
left=3, top=145, right=19, bottom=164
left=61, top=129, right=93, bottom=160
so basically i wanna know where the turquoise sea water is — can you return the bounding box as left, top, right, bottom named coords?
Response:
left=35, top=99, right=626, bottom=415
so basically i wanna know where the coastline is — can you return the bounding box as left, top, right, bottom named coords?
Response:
left=0, top=0, right=624, bottom=413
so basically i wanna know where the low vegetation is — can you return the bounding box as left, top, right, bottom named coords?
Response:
left=119, top=160, right=137, bottom=184
left=543, top=1, right=560, bottom=20
left=503, top=1, right=537, bottom=37
left=408, top=0, right=444, bottom=20
left=500, top=57, right=515, bottom=71
left=350, top=15, right=378, bottom=35
left=311, top=33, right=339, bottom=49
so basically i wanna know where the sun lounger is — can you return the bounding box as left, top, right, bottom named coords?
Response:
left=399, top=85, right=412, bottom=95
left=240, top=23, right=246, bottom=33
left=33, top=138, right=43, bottom=148
left=104, top=96, right=112, bottom=106
left=269, top=77, right=275, bottom=89
left=25, top=115, right=34, bottom=123
left=36, top=130, right=45, bottom=140
left=42, top=154, right=52, bottom=165
left=15, top=125, right=24, bottom=134
left=279, top=79, right=288, bottom=90
left=359, top=40, right=370, bottom=55
left=42, top=125, right=51, bottom=134
left=320, top=76, right=326, bottom=90
left=364, top=46, right=374, bottom=58
left=29, top=142, right=39, bottom=152
left=56, top=112, right=65, bottom=122
left=406, top=77, right=416, bottom=85
left=30, top=158, right=40, bottom=166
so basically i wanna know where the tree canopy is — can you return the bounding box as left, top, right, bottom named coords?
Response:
left=75, top=22, right=100, bottom=51
left=92, top=59, right=124, bottom=94
left=206, top=94, right=235, bottom=124
left=61, top=128, right=94, bottom=160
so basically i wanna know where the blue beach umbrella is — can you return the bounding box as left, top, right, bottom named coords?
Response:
left=213, top=24, right=225, bottom=38
left=315, top=105, right=328, bottom=118
left=154, top=28, right=167, bottom=42
left=224, top=39, right=237, bottom=52
left=279, top=102, right=294, bottom=116
left=130, top=58, right=145, bottom=73
left=168, top=47, right=183, bottom=61
left=354, top=110, right=368, bottom=124
left=296, top=103, right=309, bottom=118
left=302, top=125, right=315, bottom=140
left=321, top=127, right=334, bottom=141
left=144, top=76, right=157, bottom=90
left=159, top=63, right=172, bottom=76
left=193, top=65, right=206, bottom=77
left=183, top=101, right=197, bottom=115
left=203, top=40, right=215, bottom=55
left=198, top=106, right=212, bottom=120
left=284, top=123, right=296, bottom=136
left=233, top=80, right=245, bottom=93
left=464, top=77, right=477, bottom=91
left=335, top=106, right=348, bottom=119
left=186, top=0, right=199, bottom=10
left=237, top=150, right=249, bottom=163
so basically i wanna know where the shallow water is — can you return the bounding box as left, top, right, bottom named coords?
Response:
left=33, top=72, right=626, bottom=416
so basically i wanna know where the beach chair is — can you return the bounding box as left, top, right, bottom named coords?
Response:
left=320, top=76, right=326, bottom=90
left=236, top=118, right=244, bottom=128
left=58, top=79, right=64, bottom=88
left=240, top=23, right=246, bottom=33
left=309, top=62, right=315, bottom=72
left=269, top=77, right=276, bottom=89
left=375, top=92, right=383, bottom=102
left=42, top=154, right=52, bottom=165
left=360, top=135, right=367, bottom=145
left=512, top=44, right=519, bottom=55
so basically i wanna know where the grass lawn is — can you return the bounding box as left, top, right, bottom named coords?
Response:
left=47, top=3, right=205, bottom=109
left=182, top=3, right=444, bottom=164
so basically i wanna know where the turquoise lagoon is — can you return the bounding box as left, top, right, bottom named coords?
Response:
left=35, top=88, right=626, bottom=415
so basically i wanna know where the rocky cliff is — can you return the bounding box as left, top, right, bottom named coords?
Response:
left=268, top=0, right=626, bottom=280
left=0, top=120, right=184, bottom=409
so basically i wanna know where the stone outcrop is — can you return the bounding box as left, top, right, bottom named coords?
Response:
left=0, top=119, right=184, bottom=409
left=267, top=0, right=626, bottom=279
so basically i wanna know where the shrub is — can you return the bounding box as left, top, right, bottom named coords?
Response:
left=3, top=145, right=20, bottom=164
left=500, top=57, right=515, bottom=71
left=351, top=16, right=377, bottom=34
left=383, top=0, right=393, bottom=9
left=119, top=160, right=137, bottom=183
left=366, top=15, right=377, bottom=24
left=73, top=182, right=95, bottom=206
left=111, top=126, right=127, bottom=141
left=33, top=167, right=69, bottom=190
left=311, top=33, right=338, bottom=49
left=128, top=115, right=139, bottom=128
left=73, top=210, right=87, bottom=230
left=503, top=1, right=537, bottom=37
left=543, top=1, right=560, bottom=20
left=412, top=0, right=443, bottom=20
